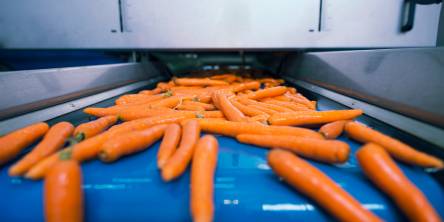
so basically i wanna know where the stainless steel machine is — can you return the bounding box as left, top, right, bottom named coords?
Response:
left=0, top=1, right=443, bottom=221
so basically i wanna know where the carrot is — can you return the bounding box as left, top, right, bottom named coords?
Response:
left=157, top=124, right=182, bottom=169
left=0, top=122, right=49, bottom=166
left=176, top=104, right=206, bottom=112
left=248, top=105, right=278, bottom=115
left=359, top=144, right=442, bottom=221
left=118, top=108, right=175, bottom=121
left=8, top=122, right=74, bottom=176
left=174, top=78, right=229, bottom=86
left=231, top=100, right=267, bottom=116
left=268, top=149, right=382, bottom=222
left=196, top=119, right=323, bottom=139
left=287, top=87, right=297, bottom=94
left=84, top=105, right=140, bottom=117
left=44, top=151, right=83, bottom=222
left=284, top=92, right=316, bottom=109
left=260, top=99, right=311, bottom=111
left=319, top=120, right=348, bottom=139
left=139, top=87, right=162, bottom=95
left=115, top=93, right=166, bottom=105
left=73, top=115, right=118, bottom=140
left=150, top=96, right=192, bottom=109
left=162, top=120, right=201, bottom=181
left=238, top=134, right=349, bottom=163
left=120, top=109, right=223, bottom=121
left=237, top=97, right=293, bottom=112
left=232, top=81, right=260, bottom=92
left=209, top=73, right=236, bottom=80
left=26, top=114, right=191, bottom=180
left=191, top=135, right=218, bottom=222
left=99, top=124, right=167, bottom=162
left=216, top=93, right=246, bottom=121
left=269, top=109, right=363, bottom=126
left=182, top=101, right=216, bottom=111
left=345, top=121, right=444, bottom=168
left=157, top=81, right=175, bottom=90
left=246, top=86, right=287, bottom=100
left=246, top=114, right=270, bottom=124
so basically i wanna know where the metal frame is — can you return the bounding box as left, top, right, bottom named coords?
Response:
left=0, top=0, right=441, bottom=48
left=0, top=79, right=161, bottom=135
left=281, top=47, right=444, bottom=128
left=286, top=78, right=444, bottom=149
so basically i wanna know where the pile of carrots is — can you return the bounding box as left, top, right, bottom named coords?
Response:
left=0, top=73, right=442, bottom=222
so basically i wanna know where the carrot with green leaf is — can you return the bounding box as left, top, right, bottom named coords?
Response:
left=9, top=122, right=74, bottom=176
left=44, top=150, right=83, bottom=222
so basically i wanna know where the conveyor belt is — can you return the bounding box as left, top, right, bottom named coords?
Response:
left=0, top=86, right=443, bottom=222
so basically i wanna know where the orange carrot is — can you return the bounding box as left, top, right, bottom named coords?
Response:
left=284, top=92, right=316, bottom=109
left=237, top=134, right=349, bottom=163
left=196, top=119, right=323, bottom=139
left=9, top=122, right=74, bottom=176
left=174, top=78, right=229, bottom=86
left=176, top=104, right=206, bottom=112
left=231, top=100, right=267, bottom=116
left=356, top=144, right=442, bottom=222
left=157, top=124, right=182, bottom=169
left=246, top=86, right=287, bottom=100
left=150, top=96, right=192, bottom=109
left=44, top=151, right=83, bottom=222
left=247, top=114, right=270, bottom=124
left=191, top=135, right=218, bottom=222
left=216, top=93, right=246, bottom=122
left=182, top=101, right=216, bottom=111
left=232, top=81, right=260, bottom=92
left=99, top=124, right=167, bottom=162
left=157, top=81, right=175, bottom=91
left=269, top=109, right=363, bottom=126
left=162, top=120, right=201, bottom=181
left=268, top=149, right=382, bottom=222
left=25, top=114, right=191, bottom=180
left=115, top=93, right=166, bottom=105
left=73, top=115, right=118, bottom=140
left=247, top=105, right=278, bottom=115
left=319, top=120, right=348, bottom=139
left=260, top=98, right=311, bottom=111
left=237, top=97, right=293, bottom=112
left=0, top=122, right=49, bottom=166
left=287, top=87, right=297, bottom=94
left=138, top=87, right=163, bottom=95
left=345, top=121, right=444, bottom=168
left=117, top=108, right=176, bottom=121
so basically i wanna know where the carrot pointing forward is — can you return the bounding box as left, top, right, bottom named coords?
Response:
left=162, top=120, right=201, bottom=182
left=191, top=135, right=218, bottom=222
left=157, top=124, right=182, bottom=169
left=9, top=122, right=74, bottom=176
left=268, top=149, right=382, bottom=222
left=356, top=144, right=442, bottom=222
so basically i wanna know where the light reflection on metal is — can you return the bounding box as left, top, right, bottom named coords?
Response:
left=262, top=203, right=315, bottom=211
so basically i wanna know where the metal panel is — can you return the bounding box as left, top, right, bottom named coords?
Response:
left=1, top=0, right=440, bottom=48
left=287, top=79, right=444, bottom=149
left=0, top=80, right=161, bottom=135
left=0, top=0, right=120, bottom=48
left=0, top=62, right=161, bottom=120
left=280, top=47, right=444, bottom=128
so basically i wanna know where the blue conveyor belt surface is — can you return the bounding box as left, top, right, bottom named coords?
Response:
left=0, top=94, right=443, bottom=222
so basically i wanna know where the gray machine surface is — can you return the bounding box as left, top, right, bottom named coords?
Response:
left=0, top=61, right=167, bottom=121
left=280, top=47, right=444, bottom=128
left=0, top=0, right=442, bottom=49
